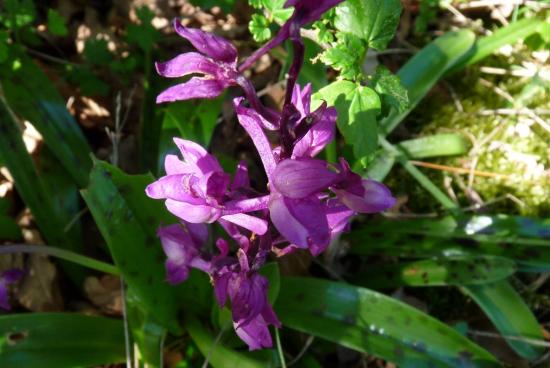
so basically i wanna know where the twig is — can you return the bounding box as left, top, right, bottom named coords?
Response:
left=409, top=160, right=510, bottom=179
left=287, top=336, right=315, bottom=367
left=63, top=207, right=89, bottom=233
left=275, top=328, right=287, bottom=368
left=201, top=326, right=228, bottom=368
left=478, top=108, right=550, bottom=116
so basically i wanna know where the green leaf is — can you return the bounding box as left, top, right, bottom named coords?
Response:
left=371, top=65, right=409, bottom=114
left=314, top=81, right=381, bottom=159
left=0, top=96, right=81, bottom=268
left=259, top=262, right=280, bottom=304
left=0, top=313, right=124, bottom=367
left=319, top=34, right=365, bottom=80
left=81, top=161, right=182, bottom=333
left=1, top=0, right=36, bottom=28
left=463, top=280, right=545, bottom=360
left=0, top=32, right=9, bottom=63
left=249, top=14, right=272, bottom=42
left=298, top=39, right=327, bottom=91
left=448, top=18, right=545, bottom=74
left=397, top=133, right=470, bottom=159
left=379, top=30, right=476, bottom=136
left=1, top=51, right=92, bottom=187
left=189, top=0, right=236, bottom=13
left=0, top=214, right=21, bottom=241
left=47, top=9, right=68, bottom=37
left=127, top=288, right=166, bottom=367
left=126, top=6, right=158, bottom=53
left=162, top=97, right=223, bottom=148
left=334, top=0, right=402, bottom=50
left=84, top=39, right=113, bottom=66
left=186, top=317, right=269, bottom=368
left=355, top=256, right=516, bottom=289
left=277, top=277, right=499, bottom=367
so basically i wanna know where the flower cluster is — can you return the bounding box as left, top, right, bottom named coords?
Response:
left=146, top=0, right=396, bottom=350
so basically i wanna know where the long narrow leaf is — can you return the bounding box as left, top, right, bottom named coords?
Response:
left=277, top=277, right=499, bottom=367
left=0, top=313, right=125, bottom=367
left=379, top=30, right=475, bottom=135
left=354, top=256, right=516, bottom=288
left=398, top=133, right=470, bottom=159
left=0, top=51, right=92, bottom=187
left=462, top=280, right=545, bottom=360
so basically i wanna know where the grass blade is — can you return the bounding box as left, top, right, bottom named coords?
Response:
left=397, top=133, right=470, bottom=159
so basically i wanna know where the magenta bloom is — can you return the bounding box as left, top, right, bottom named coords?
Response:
left=156, top=20, right=240, bottom=103
left=146, top=138, right=268, bottom=234
left=158, top=223, right=210, bottom=284
left=0, top=269, right=23, bottom=310
left=213, top=250, right=280, bottom=350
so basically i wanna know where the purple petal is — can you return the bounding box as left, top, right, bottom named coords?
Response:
left=173, top=138, right=223, bottom=174
left=145, top=174, right=200, bottom=202
left=173, top=20, right=237, bottom=63
left=186, top=222, right=209, bottom=245
left=292, top=107, right=336, bottom=158
left=291, top=83, right=312, bottom=117
left=272, top=159, right=339, bottom=199
left=155, top=52, right=219, bottom=78
left=229, top=273, right=267, bottom=326
left=231, top=161, right=250, bottom=190
left=222, top=195, right=270, bottom=215
left=214, top=271, right=232, bottom=307
left=269, top=193, right=330, bottom=251
left=158, top=224, right=201, bottom=284
left=234, top=313, right=273, bottom=350
left=221, top=213, right=268, bottom=235
left=218, top=219, right=251, bottom=251
left=286, top=0, right=345, bottom=25
left=0, top=269, right=23, bottom=310
left=165, top=199, right=221, bottom=223
left=234, top=99, right=277, bottom=179
left=334, top=179, right=396, bottom=213
left=164, top=154, right=194, bottom=175
left=156, top=77, right=226, bottom=103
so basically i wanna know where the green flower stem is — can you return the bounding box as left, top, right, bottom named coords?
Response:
left=275, top=327, right=287, bottom=368
left=0, top=244, right=119, bottom=275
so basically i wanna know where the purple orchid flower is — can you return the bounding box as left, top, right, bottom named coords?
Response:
left=213, top=249, right=280, bottom=350
left=0, top=269, right=23, bottom=310
left=158, top=223, right=210, bottom=284
left=156, top=20, right=240, bottom=103
left=146, top=138, right=269, bottom=235
left=156, top=20, right=278, bottom=123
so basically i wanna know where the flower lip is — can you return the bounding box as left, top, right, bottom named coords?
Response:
left=272, top=158, right=340, bottom=199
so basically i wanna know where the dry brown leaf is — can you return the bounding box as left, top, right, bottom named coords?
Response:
left=18, top=254, right=63, bottom=311
left=83, top=274, right=122, bottom=315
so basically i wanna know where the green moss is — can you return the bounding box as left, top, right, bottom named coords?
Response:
left=391, top=52, right=550, bottom=216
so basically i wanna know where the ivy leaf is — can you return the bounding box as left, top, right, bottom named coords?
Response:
left=249, top=14, right=272, bottom=42
left=319, top=33, right=365, bottom=80
left=334, top=0, right=402, bottom=50
left=47, top=9, right=68, bottom=37
left=371, top=65, right=409, bottom=114
left=314, top=80, right=381, bottom=159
